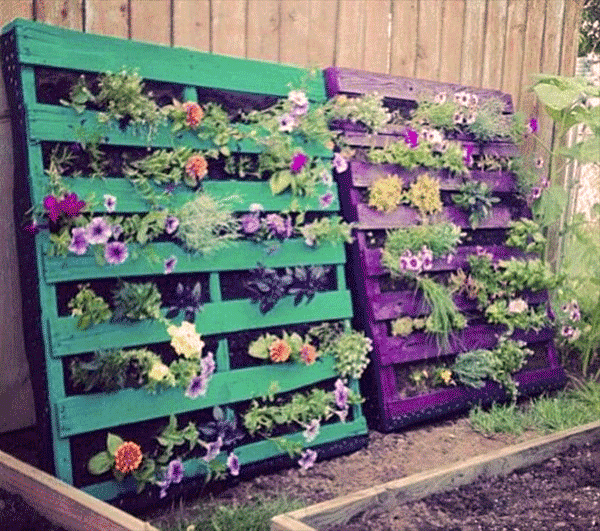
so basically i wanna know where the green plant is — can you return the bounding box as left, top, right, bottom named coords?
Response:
left=405, top=172, right=444, bottom=218
left=484, top=298, right=548, bottom=333
left=299, top=216, right=354, bottom=246
left=579, top=0, right=600, bottom=56
left=506, top=218, right=547, bottom=255
left=165, top=282, right=204, bottom=322
left=112, top=280, right=164, bottom=322
left=325, top=92, right=391, bottom=131
left=451, top=180, right=500, bottom=228
left=175, top=193, right=240, bottom=254
left=391, top=316, right=426, bottom=337
left=68, top=284, right=112, bottom=329
left=248, top=330, right=320, bottom=365
left=368, top=174, right=405, bottom=212
left=469, top=402, right=532, bottom=436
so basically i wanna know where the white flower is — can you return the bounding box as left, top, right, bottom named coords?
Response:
left=103, top=194, right=117, bottom=213
left=508, top=298, right=528, bottom=314
left=249, top=203, right=264, bottom=212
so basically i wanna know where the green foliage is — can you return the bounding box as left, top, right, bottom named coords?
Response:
left=325, top=92, right=391, bottom=132
left=112, top=280, right=163, bottom=322
left=368, top=174, right=405, bottom=212
left=580, top=0, right=600, bottom=55
left=391, top=316, right=426, bottom=337
left=247, top=330, right=316, bottom=364
left=68, top=284, right=112, bottom=329
left=156, top=414, right=200, bottom=465
left=299, top=216, right=354, bottom=246
left=451, top=180, right=500, bottom=228
left=120, top=210, right=169, bottom=245
left=469, top=403, right=532, bottom=436
left=451, top=350, right=498, bottom=389
left=327, top=330, right=372, bottom=379
left=467, top=98, right=525, bottom=143
left=506, top=218, right=546, bottom=255
left=405, top=173, right=444, bottom=218
left=484, top=299, right=548, bottom=333
left=176, top=193, right=240, bottom=254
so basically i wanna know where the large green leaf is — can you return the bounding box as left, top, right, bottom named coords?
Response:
left=533, top=184, right=568, bottom=225
left=533, top=83, right=581, bottom=111
left=107, top=432, right=124, bottom=456
left=560, top=137, right=600, bottom=163
left=87, top=451, right=113, bottom=475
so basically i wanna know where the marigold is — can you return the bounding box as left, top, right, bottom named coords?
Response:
left=183, top=101, right=204, bottom=128
left=299, top=343, right=318, bottom=365
left=185, top=155, right=208, bottom=182
left=269, top=338, right=291, bottom=363
left=114, top=441, right=143, bottom=474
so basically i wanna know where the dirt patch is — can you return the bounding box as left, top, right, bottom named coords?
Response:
left=0, top=487, right=69, bottom=531
left=327, top=439, right=600, bottom=531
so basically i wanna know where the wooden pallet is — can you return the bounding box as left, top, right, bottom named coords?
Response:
left=1, top=19, right=367, bottom=502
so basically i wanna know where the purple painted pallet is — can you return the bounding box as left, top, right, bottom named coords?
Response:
left=327, top=67, right=565, bottom=431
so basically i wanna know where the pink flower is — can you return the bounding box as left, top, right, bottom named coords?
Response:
left=298, top=449, right=317, bottom=470
left=104, top=241, right=128, bottom=265
left=59, top=193, right=86, bottom=217
left=43, top=195, right=62, bottom=223
left=278, top=113, right=296, bottom=132
left=164, top=255, right=177, bottom=274
left=68, top=227, right=89, bottom=255
left=227, top=452, right=240, bottom=476
left=528, top=117, right=538, bottom=134
left=319, top=191, right=335, bottom=209
left=86, top=217, right=112, bottom=245
left=332, top=153, right=348, bottom=173
left=290, top=152, right=308, bottom=173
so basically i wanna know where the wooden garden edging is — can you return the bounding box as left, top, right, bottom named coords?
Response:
left=271, top=420, right=600, bottom=531
left=0, top=450, right=159, bottom=531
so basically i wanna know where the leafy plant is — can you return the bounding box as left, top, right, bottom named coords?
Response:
left=451, top=180, right=500, bottom=228
left=506, top=218, right=547, bottom=255
left=248, top=330, right=320, bottom=365
left=165, top=282, right=204, bottom=322
left=485, top=298, right=548, bottom=333
left=368, top=174, right=405, bottom=212
left=197, top=407, right=245, bottom=450
left=299, top=216, right=354, bottom=246
left=391, top=316, right=426, bottom=337
left=68, top=284, right=112, bottom=329
left=112, top=281, right=164, bottom=322
left=405, top=172, right=444, bottom=218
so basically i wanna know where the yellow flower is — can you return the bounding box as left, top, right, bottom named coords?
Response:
left=148, top=362, right=171, bottom=381
left=168, top=321, right=205, bottom=359
left=439, top=369, right=453, bottom=385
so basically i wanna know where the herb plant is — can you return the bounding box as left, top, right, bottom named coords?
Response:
left=451, top=180, right=500, bottom=228
left=299, top=216, right=354, bottom=247
left=165, top=282, right=203, bottom=322
left=112, top=281, right=164, bottom=322
left=506, top=218, right=546, bottom=255
left=68, top=284, right=112, bottom=330
left=368, top=174, right=405, bottom=212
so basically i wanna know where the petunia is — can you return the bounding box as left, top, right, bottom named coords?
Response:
left=332, top=153, right=348, bottom=173
left=227, top=452, right=240, bottom=476
left=103, top=194, right=117, bottom=213
left=201, top=351, right=216, bottom=379
left=43, top=195, right=62, bottom=223
left=334, top=378, right=349, bottom=410
left=68, top=227, right=89, bottom=256
left=278, top=113, right=296, bottom=133
left=59, top=193, right=86, bottom=217
left=303, top=419, right=320, bottom=443
left=561, top=325, right=574, bottom=338
left=319, top=191, right=335, bottom=209
left=298, top=449, right=317, bottom=470
left=528, top=117, right=538, bottom=134
left=321, top=169, right=333, bottom=187
left=528, top=187, right=542, bottom=202
left=168, top=459, right=184, bottom=484
left=165, top=215, right=179, bottom=235
left=469, top=94, right=479, bottom=107
left=104, top=241, right=128, bottom=265
left=265, top=214, right=287, bottom=237
left=203, top=436, right=223, bottom=462
left=289, top=90, right=309, bottom=108
left=290, top=152, right=308, bottom=173
left=240, top=214, right=260, bottom=234
left=463, top=144, right=475, bottom=167
left=434, top=92, right=447, bottom=105
left=570, top=308, right=581, bottom=322
left=86, top=217, right=112, bottom=245
left=535, top=157, right=544, bottom=169
left=403, top=129, right=419, bottom=149
left=453, top=111, right=465, bottom=125
left=185, top=374, right=208, bottom=399
left=164, top=255, right=177, bottom=274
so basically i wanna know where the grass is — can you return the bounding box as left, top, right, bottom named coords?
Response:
left=469, top=379, right=600, bottom=436
left=152, top=495, right=305, bottom=531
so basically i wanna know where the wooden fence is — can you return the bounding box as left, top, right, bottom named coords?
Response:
left=0, top=0, right=583, bottom=432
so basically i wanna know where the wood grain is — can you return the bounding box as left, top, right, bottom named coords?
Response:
left=482, top=0, right=508, bottom=90
left=390, top=0, right=417, bottom=77
left=335, top=0, right=366, bottom=68
left=172, top=0, right=211, bottom=50
left=307, top=0, right=337, bottom=68
left=362, top=0, right=391, bottom=73
left=35, top=0, right=83, bottom=29
left=439, top=0, right=465, bottom=83
left=85, top=0, right=128, bottom=39
left=415, top=0, right=443, bottom=81
left=0, top=0, right=33, bottom=27
left=247, top=0, right=279, bottom=62
left=460, top=0, right=486, bottom=86
left=280, top=0, right=310, bottom=66
left=519, top=0, right=546, bottom=119
left=130, top=0, right=171, bottom=44
left=502, top=0, right=528, bottom=108
left=211, top=0, right=246, bottom=56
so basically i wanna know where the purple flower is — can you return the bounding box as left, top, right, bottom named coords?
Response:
left=59, top=193, right=86, bottom=217
left=185, top=374, right=208, bottom=399
left=528, top=117, right=538, bottom=134
left=164, top=255, right=177, bottom=274
left=298, top=449, right=317, bottom=470
left=104, top=241, right=128, bottom=265
left=334, top=378, right=349, bottom=410
left=403, top=129, right=419, bottom=149
left=167, top=459, right=184, bottom=484
left=463, top=144, right=475, bottom=167
left=319, top=191, right=335, bottom=209
left=570, top=308, right=581, bottom=322
left=103, top=194, right=117, bottom=213
left=24, top=219, right=40, bottom=235
left=201, top=351, right=216, bottom=379
left=158, top=480, right=170, bottom=499
left=68, top=227, right=89, bottom=256
left=321, top=169, right=333, bottom=187
left=278, top=113, right=296, bottom=132
left=303, top=419, right=320, bottom=443
left=86, top=217, right=112, bottom=245
left=240, top=214, right=260, bottom=234
left=332, top=153, right=348, bottom=173
left=561, top=325, right=574, bottom=338
left=165, top=215, right=179, bottom=235
left=290, top=152, right=308, bottom=173
left=266, top=214, right=291, bottom=238
left=535, top=157, right=544, bottom=169
left=407, top=256, right=422, bottom=271
left=422, top=255, right=433, bottom=271
left=399, top=256, right=409, bottom=270
left=227, top=452, right=240, bottom=476
left=43, top=195, right=62, bottom=223
left=529, top=187, right=542, bottom=202
left=203, top=436, right=223, bottom=462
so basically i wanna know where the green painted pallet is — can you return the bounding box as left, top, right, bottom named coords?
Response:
left=1, top=18, right=367, bottom=502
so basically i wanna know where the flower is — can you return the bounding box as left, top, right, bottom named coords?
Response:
left=265, top=214, right=293, bottom=238
left=240, top=214, right=260, bottom=234
left=465, top=111, right=477, bottom=125
left=168, top=321, right=205, bottom=359
left=227, top=452, right=240, bottom=476
left=167, top=459, right=184, bottom=484
left=111, top=224, right=123, bottom=239
left=59, top=193, right=86, bottom=217
left=278, top=113, right=296, bottom=132
left=303, top=419, right=320, bottom=443
left=508, top=298, right=528, bottom=314
left=289, top=90, right=308, bottom=108
left=528, top=187, right=542, bottom=202
left=453, top=111, right=465, bottom=125
left=269, top=338, right=291, bottom=362
left=185, top=374, right=208, bottom=399
left=43, top=195, right=62, bottom=223
left=114, top=441, right=143, bottom=474
left=201, top=351, right=216, bottom=379
left=104, top=241, right=128, bottom=265
left=319, top=191, right=335, bottom=209
left=321, top=169, right=333, bottom=186
left=86, top=217, right=112, bottom=245
left=203, top=437, right=223, bottom=462
left=165, top=215, right=179, bottom=235
left=454, top=91, right=470, bottom=106
left=438, top=368, right=453, bottom=385
left=470, top=94, right=479, bottom=107
left=561, top=325, right=574, bottom=338
left=148, top=362, right=171, bottom=381
left=334, top=378, right=349, bottom=410
left=103, top=194, right=117, bottom=213
left=535, top=156, right=544, bottom=169
left=298, top=449, right=317, bottom=470
left=164, top=255, right=177, bottom=274
left=332, top=153, right=348, bottom=173
left=183, top=101, right=204, bottom=128
left=463, top=144, right=475, bottom=167
left=570, top=308, right=581, bottom=322
left=299, top=343, right=318, bottom=365
left=185, top=155, right=208, bottom=182
left=434, top=92, right=447, bottom=104
left=290, top=151, right=308, bottom=173
left=528, top=117, right=538, bottom=134
left=68, top=227, right=89, bottom=255
left=249, top=203, right=264, bottom=212
left=403, top=129, right=419, bottom=149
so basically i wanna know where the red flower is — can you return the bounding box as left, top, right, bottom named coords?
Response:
left=269, top=339, right=291, bottom=363
left=299, top=344, right=318, bottom=365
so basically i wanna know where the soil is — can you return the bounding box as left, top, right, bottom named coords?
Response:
left=0, top=487, right=68, bottom=531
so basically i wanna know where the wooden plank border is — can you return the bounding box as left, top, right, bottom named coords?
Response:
left=272, top=420, right=600, bottom=531
left=0, top=449, right=159, bottom=531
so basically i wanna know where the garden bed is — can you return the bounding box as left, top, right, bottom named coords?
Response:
left=271, top=420, right=600, bottom=531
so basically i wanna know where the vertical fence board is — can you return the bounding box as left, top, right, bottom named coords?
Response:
left=280, top=0, right=310, bottom=66
left=85, top=0, right=128, bottom=39
left=439, top=0, right=465, bottom=83
left=362, top=0, right=391, bottom=73
left=390, top=0, right=418, bottom=77
left=211, top=0, right=246, bottom=56
left=560, top=0, right=582, bottom=76
left=172, top=0, right=210, bottom=51
left=130, top=0, right=170, bottom=44
left=460, top=0, right=486, bottom=86
left=502, top=0, right=528, bottom=108
left=1, top=1, right=33, bottom=27
left=35, top=0, right=83, bottom=29
left=519, top=0, right=546, bottom=119
left=482, top=0, right=508, bottom=90
left=246, top=0, right=279, bottom=62
left=415, top=0, right=443, bottom=81
left=336, top=0, right=366, bottom=68
left=307, top=0, right=337, bottom=68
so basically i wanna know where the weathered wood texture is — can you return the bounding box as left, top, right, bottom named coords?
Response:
left=272, top=421, right=600, bottom=531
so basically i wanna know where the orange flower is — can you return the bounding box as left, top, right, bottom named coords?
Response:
left=299, top=344, right=318, bottom=365
left=183, top=101, right=204, bottom=128
left=114, top=441, right=143, bottom=474
left=185, top=155, right=208, bottom=182
left=269, top=339, right=291, bottom=363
